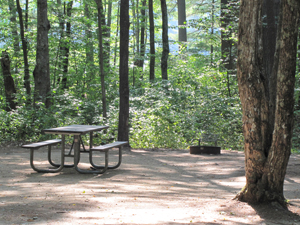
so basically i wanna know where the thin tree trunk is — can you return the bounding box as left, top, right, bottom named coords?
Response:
left=84, top=0, right=95, bottom=83
left=221, top=0, right=239, bottom=97
left=160, top=0, right=169, bottom=80
left=8, top=0, right=20, bottom=74
left=107, top=0, right=112, bottom=64
left=16, top=0, right=31, bottom=100
left=1, top=51, right=17, bottom=111
left=135, top=0, right=140, bottom=64
left=113, top=1, right=120, bottom=66
left=118, top=0, right=130, bottom=144
left=210, top=0, right=214, bottom=64
left=25, top=0, right=28, bottom=30
left=95, top=0, right=107, bottom=118
left=34, top=0, right=51, bottom=108
left=137, top=0, right=146, bottom=70
left=55, top=0, right=65, bottom=87
left=149, top=0, right=155, bottom=81
left=61, top=1, right=73, bottom=89
left=177, top=0, right=187, bottom=45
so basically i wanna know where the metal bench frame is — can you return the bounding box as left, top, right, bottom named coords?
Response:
left=21, top=139, right=64, bottom=173
left=74, top=141, right=128, bottom=174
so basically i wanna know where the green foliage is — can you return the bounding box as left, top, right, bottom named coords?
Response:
left=0, top=0, right=245, bottom=150
left=129, top=54, right=243, bottom=150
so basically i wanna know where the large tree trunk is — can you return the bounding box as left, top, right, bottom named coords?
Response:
left=34, top=0, right=51, bottom=108
left=118, top=0, right=130, bottom=145
left=149, top=0, right=155, bottom=81
left=95, top=0, right=107, bottom=118
left=160, top=0, right=169, bottom=80
left=236, top=0, right=299, bottom=206
left=1, top=51, right=17, bottom=111
left=16, top=0, right=31, bottom=100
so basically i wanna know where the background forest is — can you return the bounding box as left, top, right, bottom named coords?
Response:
left=0, top=0, right=299, bottom=151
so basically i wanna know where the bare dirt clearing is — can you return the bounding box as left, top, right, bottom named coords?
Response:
left=0, top=145, right=300, bottom=224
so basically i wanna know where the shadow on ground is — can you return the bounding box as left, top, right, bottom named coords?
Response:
left=0, top=146, right=299, bottom=224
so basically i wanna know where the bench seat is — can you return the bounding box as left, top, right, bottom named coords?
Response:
left=84, top=141, right=128, bottom=174
left=21, top=139, right=64, bottom=173
left=22, top=139, right=62, bottom=149
left=91, top=141, right=128, bottom=151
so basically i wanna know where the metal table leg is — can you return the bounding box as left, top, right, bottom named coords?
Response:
left=74, top=134, right=108, bottom=174
left=47, top=135, right=74, bottom=168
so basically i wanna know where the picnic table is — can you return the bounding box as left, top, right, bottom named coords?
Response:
left=22, top=125, right=128, bottom=174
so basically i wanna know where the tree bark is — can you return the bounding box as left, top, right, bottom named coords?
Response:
left=16, top=0, right=31, bottom=100
left=210, top=0, right=214, bottom=64
left=113, top=1, right=120, bottom=66
left=133, top=0, right=140, bottom=66
left=136, top=0, right=146, bottom=69
left=221, top=0, right=239, bottom=97
left=84, top=0, right=95, bottom=83
left=8, top=0, right=20, bottom=74
left=160, top=0, right=169, bottom=80
left=95, top=0, right=107, bottom=118
left=262, top=0, right=280, bottom=149
left=61, top=1, right=72, bottom=89
left=118, top=0, right=130, bottom=144
left=236, top=0, right=299, bottom=206
left=1, top=51, right=17, bottom=111
left=149, top=0, right=155, bottom=81
left=177, top=0, right=187, bottom=43
left=34, top=0, right=51, bottom=108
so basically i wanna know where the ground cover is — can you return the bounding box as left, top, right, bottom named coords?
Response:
left=0, top=145, right=300, bottom=224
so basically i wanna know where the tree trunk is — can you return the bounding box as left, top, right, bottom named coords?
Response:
left=262, top=0, right=280, bottom=147
left=16, top=0, right=31, bottom=100
left=8, top=0, right=20, bottom=74
left=118, top=0, right=130, bottom=144
left=160, top=0, right=169, bottom=80
left=236, top=0, right=299, bottom=206
left=177, top=0, right=187, bottom=45
left=95, top=0, right=107, bottom=118
left=84, top=0, right=95, bottom=83
left=34, top=0, right=51, bottom=108
left=61, top=1, right=72, bottom=89
left=1, top=51, right=17, bottom=111
left=113, top=1, right=120, bottom=66
left=210, top=0, right=214, bottom=64
left=55, top=0, right=65, bottom=87
left=149, top=0, right=155, bottom=81
left=133, top=0, right=140, bottom=65
left=221, top=0, right=239, bottom=97
left=107, top=0, right=112, bottom=63
left=136, top=0, right=146, bottom=69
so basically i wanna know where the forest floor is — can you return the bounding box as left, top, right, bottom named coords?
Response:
left=1, top=144, right=300, bottom=225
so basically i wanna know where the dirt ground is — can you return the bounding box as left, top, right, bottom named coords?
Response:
left=1, top=144, right=300, bottom=225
